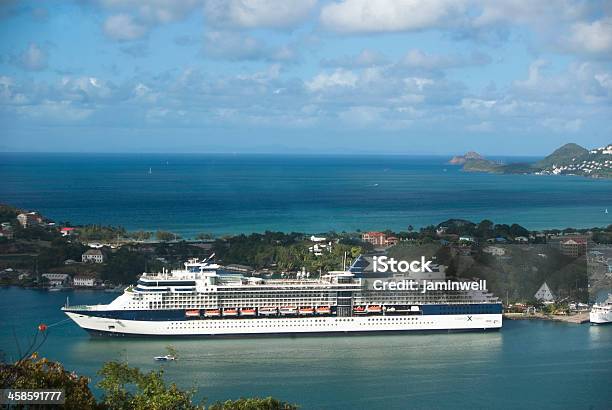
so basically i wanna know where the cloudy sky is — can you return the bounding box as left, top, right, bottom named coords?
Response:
left=1, top=0, right=611, bottom=155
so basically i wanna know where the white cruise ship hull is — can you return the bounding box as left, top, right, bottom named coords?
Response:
left=65, top=312, right=502, bottom=337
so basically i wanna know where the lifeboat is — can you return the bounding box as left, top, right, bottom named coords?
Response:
left=204, top=309, right=220, bottom=317
left=240, top=308, right=257, bottom=316
left=185, top=309, right=200, bottom=317
left=223, top=308, right=239, bottom=317
left=258, top=307, right=278, bottom=316
left=298, top=307, right=315, bottom=315
left=279, top=306, right=297, bottom=315
left=353, top=306, right=367, bottom=314
left=367, top=305, right=382, bottom=314
left=315, top=306, right=331, bottom=315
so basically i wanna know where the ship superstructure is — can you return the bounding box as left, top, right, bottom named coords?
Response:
left=63, top=258, right=502, bottom=337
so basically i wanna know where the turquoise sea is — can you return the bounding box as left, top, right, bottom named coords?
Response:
left=0, top=288, right=611, bottom=409
left=1, top=153, right=611, bottom=235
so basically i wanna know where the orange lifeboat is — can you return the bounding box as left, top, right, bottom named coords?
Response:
left=315, top=306, right=331, bottom=315
left=298, top=307, right=315, bottom=315
left=185, top=309, right=200, bottom=317
left=240, top=308, right=257, bottom=316
left=223, top=308, right=239, bottom=317
left=367, top=305, right=382, bottom=314
left=353, top=306, right=367, bottom=314
left=204, top=309, right=220, bottom=317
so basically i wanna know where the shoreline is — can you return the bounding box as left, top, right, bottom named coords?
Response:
left=503, top=312, right=590, bottom=324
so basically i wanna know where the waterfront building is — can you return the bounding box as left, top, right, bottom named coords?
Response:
left=534, top=282, right=555, bottom=303
left=73, top=275, right=96, bottom=287
left=42, top=273, right=70, bottom=287
left=82, top=249, right=105, bottom=263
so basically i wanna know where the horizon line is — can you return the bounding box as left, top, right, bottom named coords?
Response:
left=0, top=151, right=544, bottom=158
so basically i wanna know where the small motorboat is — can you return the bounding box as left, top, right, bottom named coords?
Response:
left=154, top=355, right=176, bottom=361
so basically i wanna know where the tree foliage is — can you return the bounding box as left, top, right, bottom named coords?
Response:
left=209, top=397, right=298, bottom=410
left=0, top=355, right=99, bottom=410
left=97, top=361, right=200, bottom=410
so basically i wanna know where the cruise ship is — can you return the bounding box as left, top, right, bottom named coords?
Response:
left=63, top=257, right=502, bottom=337
left=590, top=294, right=612, bottom=324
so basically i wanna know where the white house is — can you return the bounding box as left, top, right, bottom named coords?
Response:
left=483, top=246, right=506, bottom=256
left=534, top=282, right=555, bottom=302
left=73, top=275, right=96, bottom=287
left=42, top=273, right=70, bottom=287
left=310, top=235, right=327, bottom=242
left=82, top=249, right=105, bottom=263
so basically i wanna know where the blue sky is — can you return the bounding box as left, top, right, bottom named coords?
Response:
left=0, top=0, right=611, bottom=155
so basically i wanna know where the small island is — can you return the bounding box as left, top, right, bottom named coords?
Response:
left=450, top=143, right=612, bottom=179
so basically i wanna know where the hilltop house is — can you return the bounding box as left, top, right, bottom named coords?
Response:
left=560, top=238, right=587, bottom=257
left=362, top=232, right=398, bottom=247
left=17, top=212, right=43, bottom=228
left=82, top=249, right=105, bottom=263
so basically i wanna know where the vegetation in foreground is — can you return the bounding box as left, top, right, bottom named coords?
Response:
left=0, top=355, right=298, bottom=410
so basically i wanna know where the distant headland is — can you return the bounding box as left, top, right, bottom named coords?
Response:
left=449, top=143, right=612, bottom=179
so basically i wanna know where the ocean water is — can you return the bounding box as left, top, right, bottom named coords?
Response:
left=0, top=288, right=611, bottom=409
left=0, top=153, right=611, bottom=236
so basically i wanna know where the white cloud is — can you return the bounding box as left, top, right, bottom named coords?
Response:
left=103, top=14, right=148, bottom=40
left=203, top=31, right=297, bottom=61
left=320, top=0, right=467, bottom=33
left=306, top=69, right=358, bottom=92
left=204, top=0, right=317, bottom=29
left=17, top=43, right=47, bottom=71
left=98, top=0, right=201, bottom=23
left=541, top=118, right=583, bottom=133
left=566, top=17, right=612, bottom=56
left=400, top=49, right=491, bottom=70
left=321, top=49, right=388, bottom=68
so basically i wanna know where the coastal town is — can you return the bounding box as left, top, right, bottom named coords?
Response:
left=1, top=203, right=610, bottom=324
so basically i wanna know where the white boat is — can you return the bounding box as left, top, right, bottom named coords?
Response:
left=154, top=355, right=176, bottom=361
left=590, top=294, right=612, bottom=324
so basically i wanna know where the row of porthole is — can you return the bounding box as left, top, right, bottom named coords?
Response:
left=165, top=322, right=436, bottom=330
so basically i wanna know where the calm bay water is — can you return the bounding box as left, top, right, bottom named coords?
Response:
left=1, top=288, right=611, bottom=409
left=1, top=153, right=611, bottom=236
